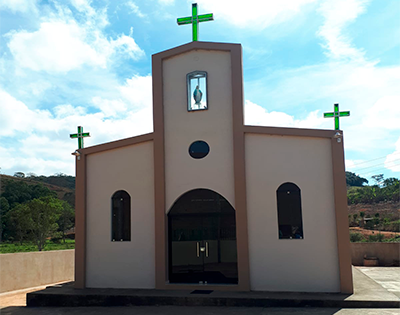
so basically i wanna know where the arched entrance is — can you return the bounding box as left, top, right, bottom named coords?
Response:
left=168, top=189, right=238, bottom=284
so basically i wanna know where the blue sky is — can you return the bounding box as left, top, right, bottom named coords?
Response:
left=0, top=0, right=399, bottom=184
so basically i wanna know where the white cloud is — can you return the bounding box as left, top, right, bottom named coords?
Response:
left=0, top=72, right=153, bottom=176
left=110, top=28, right=145, bottom=60
left=126, top=1, right=146, bottom=18
left=0, top=0, right=38, bottom=14
left=317, top=0, right=370, bottom=61
left=70, top=0, right=95, bottom=16
left=362, top=95, right=400, bottom=131
left=8, top=21, right=106, bottom=72
left=92, top=97, right=127, bottom=117
left=198, top=0, right=317, bottom=29
left=53, top=104, right=86, bottom=118
left=244, top=100, right=324, bottom=128
left=0, top=89, right=53, bottom=136
left=385, top=138, right=400, bottom=173
left=246, top=58, right=400, bottom=157
left=119, top=75, right=152, bottom=109
left=6, top=3, right=144, bottom=73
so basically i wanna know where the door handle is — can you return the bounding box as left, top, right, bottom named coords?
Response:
left=196, top=242, right=200, bottom=257
left=205, top=242, right=209, bottom=257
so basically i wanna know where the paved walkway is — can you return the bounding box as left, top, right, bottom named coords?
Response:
left=357, top=267, right=400, bottom=298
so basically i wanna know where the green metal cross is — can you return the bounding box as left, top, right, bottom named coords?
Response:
left=70, top=126, right=90, bottom=149
left=324, top=103, right=350, bottom=130
left=177, top=3, right=214, bottom=41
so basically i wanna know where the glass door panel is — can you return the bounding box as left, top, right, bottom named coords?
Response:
left=203, top=215, right=238, bottom=284
left=169, top=215, right=204, bottom=283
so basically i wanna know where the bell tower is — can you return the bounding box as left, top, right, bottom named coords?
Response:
left=152, top=41, right=250, bottom=290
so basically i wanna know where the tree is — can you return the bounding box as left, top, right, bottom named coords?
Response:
left=383, top=178, right=399, bottom=188
left=7, top=204, right=32, bottom=244
left=360, top=211, right=365, bottom=228
left=353, top=213, right=358, bottom=223
left=1, top=180, right=56, bottom=208
left=374, top=213, right=380, bottom=225
left=1, top=180, right=32, bottom=207
left=371, top=174, right=384, bottom=186
left=13, top=172, right=25, bottom=178
left=27, top=197, right=63, bottom=251
left=57, top=201, right=75, bottom=243
left=0, top=197, right=10, bottom=240
left=62, top=191, right=75, bottom=207
left=346, top=172, right=368, bottom=187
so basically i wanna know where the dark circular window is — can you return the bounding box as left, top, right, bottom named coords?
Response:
left=189, top=140, right=210, bottom=159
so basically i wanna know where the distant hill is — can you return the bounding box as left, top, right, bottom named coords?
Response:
left=28, top=174, right=75, bottom=190
left=0, top=174, right=75, bottom=207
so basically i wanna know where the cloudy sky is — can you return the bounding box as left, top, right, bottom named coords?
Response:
left=0, top=0, right=399, bottom=183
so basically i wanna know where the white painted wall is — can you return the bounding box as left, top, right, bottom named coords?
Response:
left=245, top=134, right=340, bottom=292
left=163, top=50, right=235, bottom=211
left=86, top=141, right=155, bottom=288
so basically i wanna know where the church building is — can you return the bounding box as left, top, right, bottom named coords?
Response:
left=73, top=41, right=353, bottom=294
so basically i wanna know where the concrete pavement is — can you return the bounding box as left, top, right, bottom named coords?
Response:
left=357, top=267, right=400, bottom=298
left=1, top=267, right=399, bottom=314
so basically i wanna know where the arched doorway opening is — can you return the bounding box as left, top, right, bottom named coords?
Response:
left=168, top=189, right=238, bottom=284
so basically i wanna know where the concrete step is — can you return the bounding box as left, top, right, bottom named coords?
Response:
left=27, top=281, right=400, bottom=308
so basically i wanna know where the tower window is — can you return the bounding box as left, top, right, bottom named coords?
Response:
left=276, top=182, right=304, bottom=240
left=188, top=140, right=210, bottom=159
left=111, top=190, right=131, bottom=242
left=187, top=71, right=208, bottom=111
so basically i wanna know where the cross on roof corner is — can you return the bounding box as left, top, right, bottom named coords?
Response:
left=177, top=3, right=214, bottom=42
left=324, top=103, right=350, bottom=130
left=70, top=126, right=90, bottom=149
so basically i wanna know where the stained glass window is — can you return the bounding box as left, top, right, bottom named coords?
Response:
left=111, top=190, right=131, bottom=242
left=276, top=182, right=304, bottom=240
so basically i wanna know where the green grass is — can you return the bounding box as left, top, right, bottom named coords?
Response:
left=0, top=239, right=75, bottom=253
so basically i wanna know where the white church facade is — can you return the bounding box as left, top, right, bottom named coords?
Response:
left=74, top=41, right=353, bottom=293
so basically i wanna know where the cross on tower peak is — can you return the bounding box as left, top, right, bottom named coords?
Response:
left=177, top=3, right=214, bottom=42
left=324, top=103, right=350, bottom=130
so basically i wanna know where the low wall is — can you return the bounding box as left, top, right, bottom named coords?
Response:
left=0, top=250, right=74, bottom=293
left=351, top=243, right=400, bottom=266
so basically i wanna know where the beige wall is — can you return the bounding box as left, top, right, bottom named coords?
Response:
left=86, top=141, right=155, bottom=288
left=163, top=50, right=235, bottom=210
left=351, top=243, right=400, bottom=266
left=245, top=134, right=340, bottom=292
left=0, top=250, right=74, bottom=293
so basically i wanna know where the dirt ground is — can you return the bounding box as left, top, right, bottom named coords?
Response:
left=348, top=202, right=400, bottom=218
left=349, top=227, right=400, bottom=239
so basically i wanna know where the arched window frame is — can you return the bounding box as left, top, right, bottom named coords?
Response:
left=276, top=182, right=304, bottom=240
left=111, top=190, right=131, bottom=242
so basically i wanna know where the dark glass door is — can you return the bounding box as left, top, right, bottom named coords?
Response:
left=169, top=215, right=204, bottom=283
left=203, top=215, right=238, bottom=284
left=168, top=189, right=238, bottom=284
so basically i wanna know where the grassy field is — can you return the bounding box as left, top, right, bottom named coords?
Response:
left=0, top=239, right=75, bottom=253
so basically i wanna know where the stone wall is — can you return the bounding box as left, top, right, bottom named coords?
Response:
left=0, top=250, right=74, bottom=293
left=351, top=243, right=399, bottom=266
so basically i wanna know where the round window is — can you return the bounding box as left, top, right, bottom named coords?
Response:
left=189, top=140, right=210, bottom=159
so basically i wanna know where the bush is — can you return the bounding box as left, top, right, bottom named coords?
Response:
left=365, top=220, right=375, bottom=230
left=383, top=220, right=400, bottom=232
left=350, top=232, right=364, bottom=242
left=368, top=233, right=384, bottom=242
